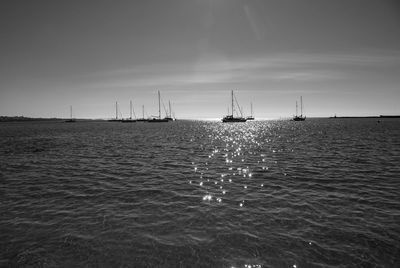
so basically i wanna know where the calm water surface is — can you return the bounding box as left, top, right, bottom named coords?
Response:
left=1, top=119, right=399, bottom=267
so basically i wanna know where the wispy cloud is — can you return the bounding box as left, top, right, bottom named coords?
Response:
left=81, top=50, right=400, bottom=90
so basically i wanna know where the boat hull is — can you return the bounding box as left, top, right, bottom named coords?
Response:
left=222, top=116, right=247, bottom=123
left=148, top=118, right=169, bottom=123
left=293, top=116, right=306, bottom=121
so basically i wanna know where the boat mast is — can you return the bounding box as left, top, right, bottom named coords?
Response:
left=251, top=102, right=253, bottom=117
left=70, top=105, right=73, bottom=120
left=115, top=102, right=118, bottom=120
left=169, top=101, right=172, bottom=118
left=231, top=90, right=234, bottom=116
left=300, top=96, right=303, bottom=117
left=130, top=100, right=132, bottom=119
left=158, top=91, right=161, bottom=119
left=142, top=105, right=144, bottom=119
left=296, top=101, right=298, bottom=117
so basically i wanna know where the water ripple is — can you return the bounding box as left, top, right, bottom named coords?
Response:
left=1, top=119, right=400, bottom=267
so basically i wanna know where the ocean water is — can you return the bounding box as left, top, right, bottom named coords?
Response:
left=1, top=119, right=399, bottom=267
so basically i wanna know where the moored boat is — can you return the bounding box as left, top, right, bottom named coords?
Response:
left=246, top=102, right=255, bottom=120
left=121, top=100, right=136, bottom=123
left=164, top=101, right=175, bottom=121
left=108, top=102, right=122, bottom=122
left=222, top=90, right=247, bottom=122
left=148, top=91, right=169, bottom=123
left=293, top=96, right=306, bottom=121
left=65, top=105, right=76, bottom=123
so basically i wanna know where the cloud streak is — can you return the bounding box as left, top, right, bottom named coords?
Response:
left=81, top=50, right=400, bottom=92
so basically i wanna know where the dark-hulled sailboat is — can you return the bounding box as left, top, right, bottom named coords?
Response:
left=137, top=105, right=148, bottom=122
left=246, top=102, right=255, bottom=120
left=164, top=100, right=175, bottom=121
left=121, top=100, right=136, bottom=123
left=148, top=91, right=169, bottom=123
left=222, top=90, right=247, bottom=122
left=108, top=102, right=122, bottom=122
left=293, top=96, right=306, bottom=121
left=65, top=105, right=76, bottom=123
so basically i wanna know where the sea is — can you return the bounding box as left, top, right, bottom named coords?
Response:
left=1, top=118, right=399, bottom=267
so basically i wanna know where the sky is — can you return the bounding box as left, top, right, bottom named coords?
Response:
left=0, top=0, right=399, bottom=119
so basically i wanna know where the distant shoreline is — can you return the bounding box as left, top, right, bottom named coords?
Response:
left=1, top=115, right=399, bottom=122
left=328, top=115, right=400, bottom=119
left=0, top=116, right=105, bottom=122
left=0, top=116, right=62, bottom=122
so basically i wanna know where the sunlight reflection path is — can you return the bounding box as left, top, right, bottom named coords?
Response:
left=186, top=120, right=305, bottom=268
left=188, top=121, right=289, bottom=207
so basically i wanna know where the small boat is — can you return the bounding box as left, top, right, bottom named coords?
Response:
left=65, top=105, right=76, bottom=123
left=246, top=102, right=255, bottom=120
left=137, top=105, right=148, bottom=122
left=293, top=96, right=306, bottom=121
left=108, top=102, right=122, bottom=122
left=148, top=91, right=169, bottom=123
left=164, top=101, right=175, bottom=121
left=148, top=117, right=169, bottom=123
left=222, top=90, right=247, bottom=122
left=121, top=100, right=136, bottom=123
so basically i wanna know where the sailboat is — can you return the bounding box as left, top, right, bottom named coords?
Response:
left=122, top=100, right=136, bottom=123
left=148, top=91, right=169, bottom=123
left=293, top=96, right=306, bottom=121
left=65, top=105, right=76, bottom=123
left=137, top=105, right=147, bottom=122
left=246, top=102, right=255, bottom=120
left=108, top=102, right=122, bottom=122
left=164, top=100, right=175, bottom=121
left=222, top=90, right=247, bottom=122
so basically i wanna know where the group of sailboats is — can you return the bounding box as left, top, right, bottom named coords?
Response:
left=221, top=91, right=306, bottom=122
left=67, top=91, right=306, bottom=123
left=109, top=91, right=175, bottom=123
left=222, top=90, right=255, bottom=122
